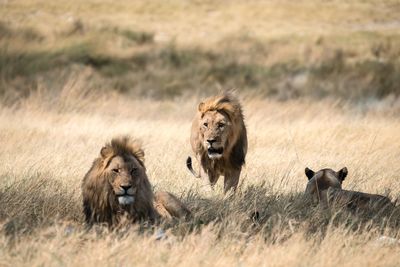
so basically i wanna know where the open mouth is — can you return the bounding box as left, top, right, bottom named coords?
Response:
left=116, top=194, right=135, bottom=205
left=207, top=147, right=223, bottom=158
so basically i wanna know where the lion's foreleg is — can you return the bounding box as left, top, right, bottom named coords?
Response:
left=154, top=191, right=191, bottom=220
left=223, top=168, right=241, bottom=193
left=83, top=198, right=94, bottom=227
left=208, top=171, right=219, bottom=187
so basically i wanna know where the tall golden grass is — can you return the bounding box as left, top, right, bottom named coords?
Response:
left=1, top=0, right=400, bottom=266
left=0, top=85, right=399, bottom=266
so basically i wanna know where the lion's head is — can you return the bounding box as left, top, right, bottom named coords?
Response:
left=99, top=138, right=147, bottom=206
left=304, top=167, right=348, bottom=205
left=82, top=136, right=156, bottom=227
left=199, top=109, right=229, bottom=159
left=192, top=92, right=247, bottom=162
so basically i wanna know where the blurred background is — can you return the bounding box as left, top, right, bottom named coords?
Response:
left=1, top=0, right=400, bottom=106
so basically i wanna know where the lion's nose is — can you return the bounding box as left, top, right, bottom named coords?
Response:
left=207, top=139, right=216, bottom=145
left=120, top=185, right=132, bottom=192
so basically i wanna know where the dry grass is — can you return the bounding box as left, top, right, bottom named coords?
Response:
left=0, top=87, right=400, bottom=266
left=1, top=0, right=400, bottom=100
left=1, top=0, right=400, bottom=266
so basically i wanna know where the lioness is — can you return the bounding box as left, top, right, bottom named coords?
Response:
left=82, top=136, right=191, bottom=227
left=304, top=167, right=394, bottom=212
left=187, top=92, right=247, bottom=193
left=304, top=167, right=347, bottom=206
left=326, top=187, right=394, bottom=212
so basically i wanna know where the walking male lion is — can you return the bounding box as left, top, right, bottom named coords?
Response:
left=82, top=136, right=191, bottom=227
left=186, top=92, right=247, bottom=193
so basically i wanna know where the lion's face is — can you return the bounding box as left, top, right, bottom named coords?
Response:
left=200, top=110, right=231, bottom=159
left=304, top=167, right=348, bottom=204
left=105, top=155, right=144, bottom=206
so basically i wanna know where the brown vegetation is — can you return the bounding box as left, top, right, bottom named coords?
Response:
left=1, top=0, right=400, bottom=266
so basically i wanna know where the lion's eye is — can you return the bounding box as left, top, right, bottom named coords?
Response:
left=203, top=122, right=208, bottom=128
left=218, top=123, right=225, bottom=128
left=112, top=168, right=120, bottom=173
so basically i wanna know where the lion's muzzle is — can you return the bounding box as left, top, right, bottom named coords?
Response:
left=205, top=139, right=224, bottom=158
left=207, top=146, right=223, bottom=159
left=115, top=185, right=135, bottom=205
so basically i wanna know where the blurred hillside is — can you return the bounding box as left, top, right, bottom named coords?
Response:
left=1, top=0, right=400, bottom=102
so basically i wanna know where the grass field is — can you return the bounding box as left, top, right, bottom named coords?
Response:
left=1, top=1, right=400, bottom=266
left=1, top=0, right=400, bottom=100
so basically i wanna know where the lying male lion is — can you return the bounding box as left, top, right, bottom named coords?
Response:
left=186, top=92, right=247, bottom=193
left=82, top=136, right=191, bottom=227
left=304, top=167, right=394, bottom=212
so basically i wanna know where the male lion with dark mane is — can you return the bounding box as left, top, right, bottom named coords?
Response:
left=82, top=136, right=191, bottom=227
left=186, top=92, right=247, bottom=193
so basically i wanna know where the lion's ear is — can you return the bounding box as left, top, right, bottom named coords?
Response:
left=134, top=148, right=145, bottom=167
left=198, top=102, right=205, bottom=113
left=305, top=167, right=315, bottom=180
left=100, top=146, right=112, bottom=159
left=338, top=167, right=348, bottom=182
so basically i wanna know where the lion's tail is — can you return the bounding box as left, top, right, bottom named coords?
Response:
left=186, top=156, right=201, bottom=178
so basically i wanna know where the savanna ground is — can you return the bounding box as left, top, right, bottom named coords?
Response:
left=1, top=0, right=400, bottom=266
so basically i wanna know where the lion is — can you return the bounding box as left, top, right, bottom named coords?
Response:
left=186, top=92, right=248, bottom=193
left=304, top=167, right=394, bottom=212
left=304, top=167, right=347, bottom=206
left=325, top=187, right=394, bottom=213
left=82, top=136, right=191, bottom=227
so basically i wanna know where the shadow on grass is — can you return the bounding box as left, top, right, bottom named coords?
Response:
left=3, top=173, right=399, bottom=243
left=182, top=183, right=400, bottom=242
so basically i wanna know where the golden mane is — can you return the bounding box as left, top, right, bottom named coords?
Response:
left=198, top=92, right=244, bottom=123
left=196, top=92, right=247, bottom=166
left=188, top=92, right=248, bottom=192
